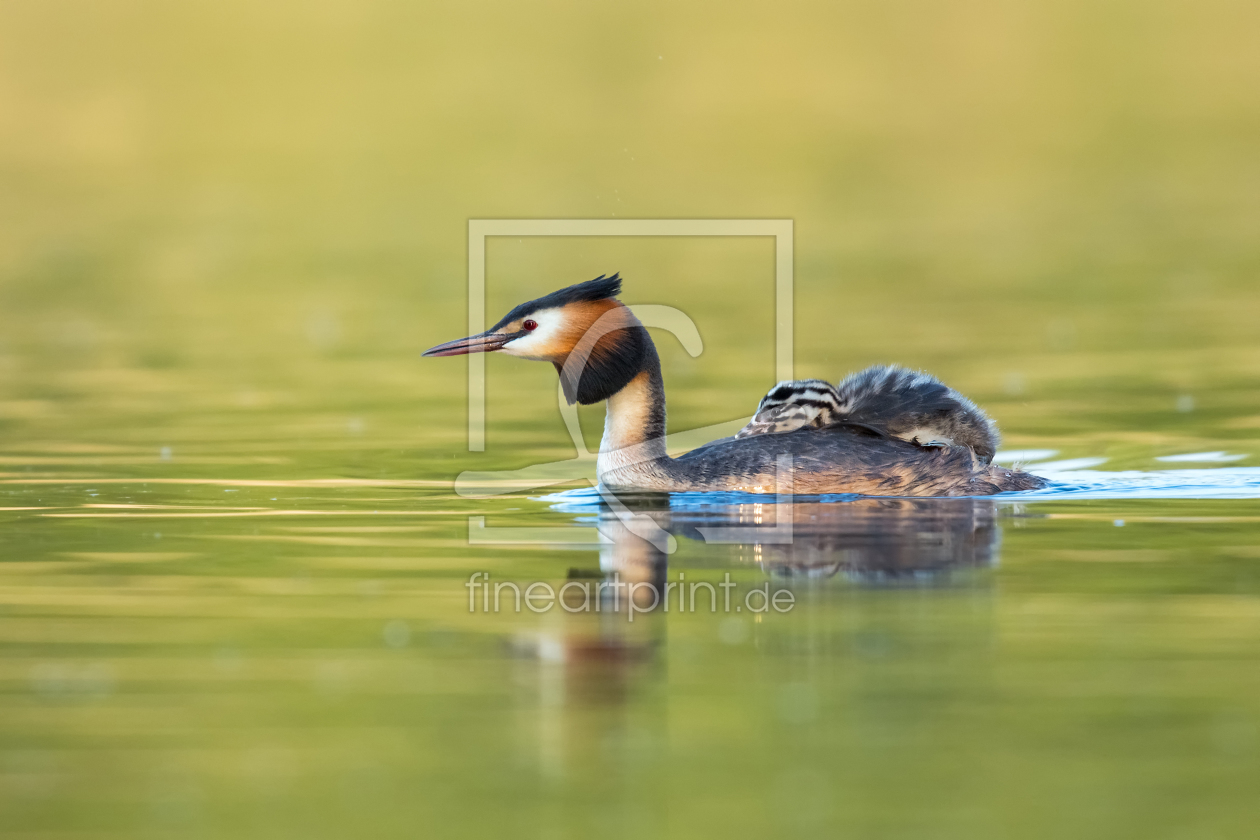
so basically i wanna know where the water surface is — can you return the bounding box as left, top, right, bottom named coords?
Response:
left=3, top=436, right=1260, bottom=838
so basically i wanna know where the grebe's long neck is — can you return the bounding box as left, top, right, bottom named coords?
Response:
left=595, top=340, right=676, bottom=488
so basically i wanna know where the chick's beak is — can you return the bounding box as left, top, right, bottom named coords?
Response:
left=422, top=330, right=514, bottom=357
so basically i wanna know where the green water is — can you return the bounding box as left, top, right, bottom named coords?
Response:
left=4, top=0, right=1260, bottom=837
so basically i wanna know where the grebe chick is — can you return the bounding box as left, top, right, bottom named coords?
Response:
left=738, top=366, right=1000, bottom=464
left=423, top=276, right=1045, bottom=496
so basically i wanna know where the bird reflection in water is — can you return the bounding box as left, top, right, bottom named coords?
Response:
left=507, top=494, right=1003, bottom=679
left=673, top=497, right=1001, bottom=583
left=585, top=493, right=1003, bottom=587
left=505, top=494, right=1007, bottom=775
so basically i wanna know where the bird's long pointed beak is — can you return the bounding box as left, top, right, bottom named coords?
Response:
left=422, top=331, right=513, bottom=357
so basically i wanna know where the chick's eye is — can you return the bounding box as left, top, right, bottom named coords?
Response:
left=522, top=319, right=538, bottom=331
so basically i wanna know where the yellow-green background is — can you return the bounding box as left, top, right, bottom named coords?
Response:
left=2, top=2, right=1259, bottom=838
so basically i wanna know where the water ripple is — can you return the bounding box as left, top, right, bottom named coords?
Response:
left=541, top=467, right=1260, bottom=509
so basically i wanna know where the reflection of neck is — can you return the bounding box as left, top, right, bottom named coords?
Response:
left=596, top=341, right=672, bottom=488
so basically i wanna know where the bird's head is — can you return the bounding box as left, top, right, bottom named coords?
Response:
left=423, top=274, right=653, bottom=405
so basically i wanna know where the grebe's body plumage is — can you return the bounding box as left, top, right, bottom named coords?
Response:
left=423, top=276, right=1045, bottom=496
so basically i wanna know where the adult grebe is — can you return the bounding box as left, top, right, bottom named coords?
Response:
left=423, top=275, right=1045, bottom=496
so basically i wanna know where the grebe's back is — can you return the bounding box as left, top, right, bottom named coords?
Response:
left=634, top=425, right=1041, bottom=496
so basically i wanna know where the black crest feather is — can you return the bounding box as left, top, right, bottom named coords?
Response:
left=490, top=273, right=622, bottom=331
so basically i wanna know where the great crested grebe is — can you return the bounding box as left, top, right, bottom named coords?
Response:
left=423, top=275, right=1045, bottom=496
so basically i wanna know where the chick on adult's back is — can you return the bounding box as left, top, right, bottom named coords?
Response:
left=738, top=365, right=1000, bottom=465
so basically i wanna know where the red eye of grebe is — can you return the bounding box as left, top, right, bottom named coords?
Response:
left=523, top=319, right=538, bottom=331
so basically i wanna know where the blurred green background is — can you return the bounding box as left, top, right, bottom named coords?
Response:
left=3, top=2, right=1260, bottom=839
left=2, top=0, right=1259, bottom=471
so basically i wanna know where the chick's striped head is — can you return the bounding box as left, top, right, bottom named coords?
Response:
left=736, top=379, right=842, bottom=438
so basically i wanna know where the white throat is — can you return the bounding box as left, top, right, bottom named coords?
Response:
left=595, top=371, right=667, bottom=486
